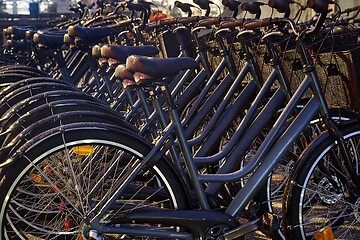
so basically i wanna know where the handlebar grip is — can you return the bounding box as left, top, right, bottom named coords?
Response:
left=177, top=16, right=204, bottom=24
left=126, top=2, right=145, bottom=12
left=219, top=18, right=244, bottom=28
left=222, top=0, right=240, bottom=11
left=160, top=18, right=178, bottom=26
left=244, top=18, right=271, bottom=30
left=267, top=0, right=290, bottom=13
left=241, top=2, right=262, bottom=15
left=193, top=0, right=210, bottom=10
left=198, top=17, right=222, bottom=27
left=307, top=0, right=329, bottom=13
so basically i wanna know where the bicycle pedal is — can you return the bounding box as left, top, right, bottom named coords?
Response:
left=259, top=212, right=283, bottom=239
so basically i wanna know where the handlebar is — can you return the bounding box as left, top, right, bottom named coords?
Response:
left=146, top=16, right=204, bottom=30
left=219, top=18, right=245, bottom=29
left=138, top=0, right=152, bottom=10
left=244, top=18, right=272, bottom=30
left=222, top=0, right=241, bottom=17
left=175, top=1, right=191, bottom=13
left=111, top=18, right=141, bottom=28
left=342, top=5, right=360, bottom=14
left=193, top=0, right=211, bottom=16
left=244, top=0, right=333, bottom=37
left=198, top=17, right=223, bottom=27
left=177, top=16, right=205, bottom=24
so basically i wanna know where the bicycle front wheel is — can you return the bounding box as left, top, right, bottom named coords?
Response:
left=0, top=123, right=189, bottom=239
left=284, top=121, right=360, bottom=240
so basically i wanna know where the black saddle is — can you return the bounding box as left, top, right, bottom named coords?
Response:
left=126, top=55, right=198, bottom=79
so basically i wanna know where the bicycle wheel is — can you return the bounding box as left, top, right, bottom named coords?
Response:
left=284, top=121, right=360, bottom=240
left=0, top=123, right=190, bottom=239
left=263, top=109, right=358, bottom=217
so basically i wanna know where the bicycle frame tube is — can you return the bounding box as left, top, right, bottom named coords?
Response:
left=169, top=55, right=202, bottom=94
left=191, top=81, right=257, bottom=149
left=226, top=97, right=320, bottom=217
left=184, top=74, right=234, bottom=137
left=181, top=58, right=228, bottom=125
left=187, top=38, right=278, bottom=148
left=194, top=70, right=278, bottom=160
left=197, top=75, right=312, bottom=182
left=187, top=63, right=253, bottom=145
left=102, top=226, right=192, bottom=239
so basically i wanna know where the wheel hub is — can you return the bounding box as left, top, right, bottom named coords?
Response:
left=318, top=176, right=343, bottom=204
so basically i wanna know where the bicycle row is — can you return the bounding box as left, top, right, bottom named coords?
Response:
left=0, top=0, right=359, bottom=239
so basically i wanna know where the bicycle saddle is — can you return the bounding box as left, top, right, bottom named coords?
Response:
left=115, top=64, right=134, bottom=80
left=126, top=55, right=198, bottom=79
left=7, top=26, right=36, bottom=39
left=63, top=33, right=75, bottom=45
left=101, top=44, right=159, bottom=64
left=33, top=33, right=65, bottom=49
left=67, top=25, right=117, bottom=43
left=5, top=40, right=29, bottom=50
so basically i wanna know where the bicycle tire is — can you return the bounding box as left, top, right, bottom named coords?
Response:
left=0, top=82, right=78, bottom=116
left=0, top=110, right=133, bottom=169
left=0, top=65, right=48, bottom=77
left=0, top=77, right=72, bottom=96
left=2, top=108, right=130, bottom=150
left=0, top=90, right=108, bottom=132
left=0, top=73, right=43, bottom=89
left=0, top=70, right=46, bottom=78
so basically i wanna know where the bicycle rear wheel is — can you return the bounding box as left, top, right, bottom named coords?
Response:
left=284, top=121, right=360, bottom=240
left=0, top=123, right=189, bottom=239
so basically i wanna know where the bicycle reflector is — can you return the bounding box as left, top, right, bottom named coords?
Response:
left=313, top=226, right=335, bottom=240
left=72, top=145, right=95, bottom=155
left=29, top=172, right=43, bottom=183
